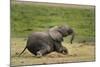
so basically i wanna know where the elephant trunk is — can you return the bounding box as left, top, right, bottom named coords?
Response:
left=70, top=32, right=75, bottom=44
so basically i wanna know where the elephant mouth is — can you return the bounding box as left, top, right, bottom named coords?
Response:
left=64, top=33, right=68, bottom=37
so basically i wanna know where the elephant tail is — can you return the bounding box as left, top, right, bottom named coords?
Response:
left=18, top=46, right=27, bottom=57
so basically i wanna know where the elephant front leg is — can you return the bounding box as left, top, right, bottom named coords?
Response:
left=61, top=47, right=68, bottom=55
left=54, top=42, right=68, bottom=54
left=56, top=46, right=68, bottom=55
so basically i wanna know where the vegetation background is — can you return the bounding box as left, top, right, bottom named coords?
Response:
left=11, top=1, right=95, bottom=43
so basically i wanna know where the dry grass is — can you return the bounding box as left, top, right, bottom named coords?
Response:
left=11, top=38, right=95, bottom=66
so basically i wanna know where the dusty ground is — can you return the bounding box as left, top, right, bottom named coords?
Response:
left=11, top=38, right=95, bottom=66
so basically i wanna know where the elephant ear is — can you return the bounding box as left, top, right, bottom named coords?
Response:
left=49, top=27, right=63, bottom=42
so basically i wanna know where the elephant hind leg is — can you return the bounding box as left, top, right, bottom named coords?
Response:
left=36, top=49, right=48, bottom=57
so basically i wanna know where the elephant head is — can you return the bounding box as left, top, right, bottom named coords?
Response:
left=49, top=25, right=75, bottom=44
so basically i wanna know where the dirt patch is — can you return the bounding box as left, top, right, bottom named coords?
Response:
left=11, top=38, right=95, bottom=66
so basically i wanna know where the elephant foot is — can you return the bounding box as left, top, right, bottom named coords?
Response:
left=36, top=51, right=42, bottom=58
left=62, top=52, right=68, bottom=55
left=62, top=50, right=68, bottom=55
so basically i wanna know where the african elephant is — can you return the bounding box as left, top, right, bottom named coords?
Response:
left=19, top=25, right=75, bottom=57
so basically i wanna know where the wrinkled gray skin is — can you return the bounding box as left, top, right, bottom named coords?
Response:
left=19, top=25, right=75, bottom=57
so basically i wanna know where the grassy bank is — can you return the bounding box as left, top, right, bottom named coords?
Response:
left=11, top=1, right=95, bottom=42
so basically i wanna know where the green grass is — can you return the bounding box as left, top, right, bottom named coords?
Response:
left=11, top=2, right=95, bottom=42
